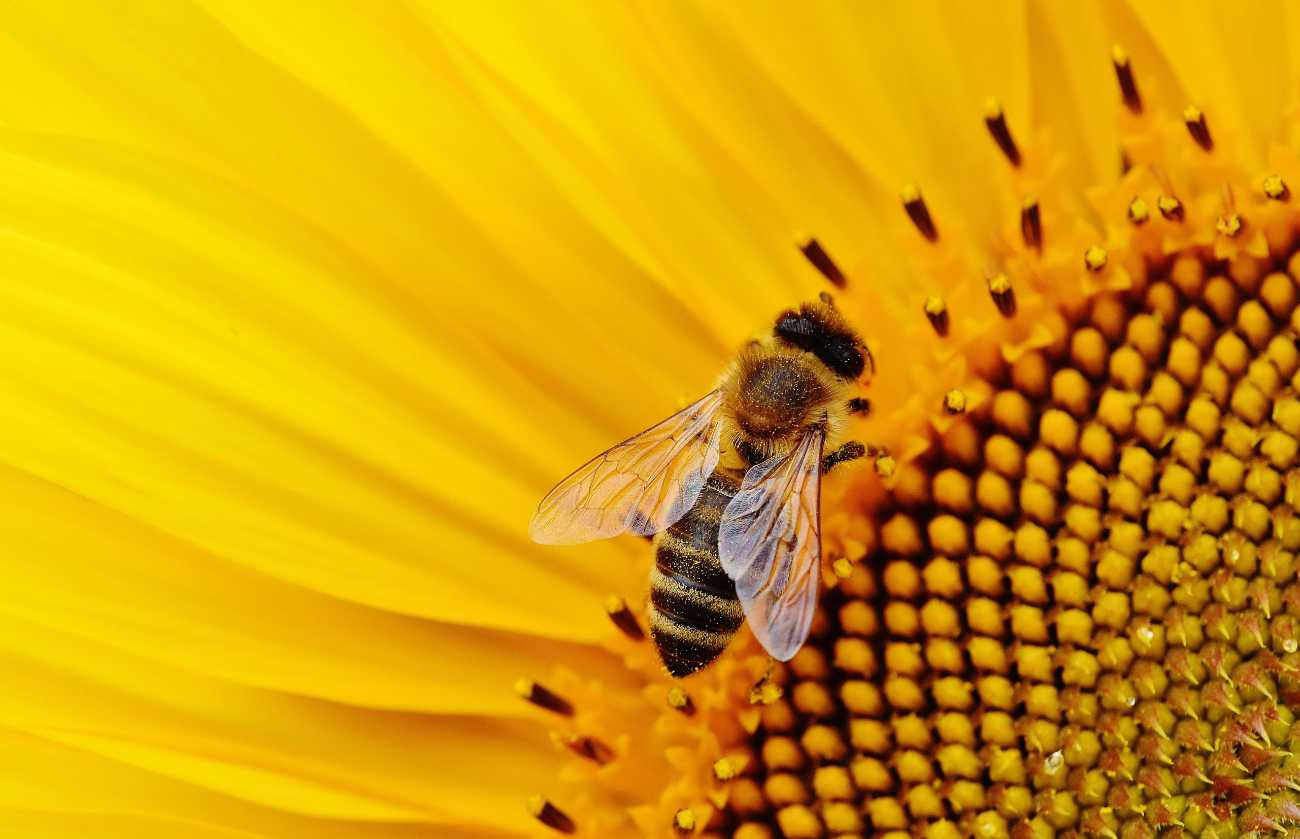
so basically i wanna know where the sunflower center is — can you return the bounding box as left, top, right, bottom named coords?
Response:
left=731, top=252, right=1300, bottom=838
left=518, top=46, right=1300, bottom=839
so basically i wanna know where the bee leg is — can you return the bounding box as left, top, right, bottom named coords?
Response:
left=735, top=437, right=767, bottom=468
left=846, top=397, right=872, bottom=416
left=822, top=441, right=867, bottom=473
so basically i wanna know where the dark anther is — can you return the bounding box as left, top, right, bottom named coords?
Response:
left=1157, top=195, right=1184, bottom=222
left=847, top=397, right=872, bottom=416
left=924, top=295, right=949, bottom=336
left=1184, top=106, right=1213, bottom=151
left=798, top=237, right=846, bottom=287
left=818, top=290, right=835, bottom=306
left=987, top=273, right=1016, bottom=317
left=1112, top=46, right=1142, bottom=114
left=558, top=734, right=616, bottom=765
left=1216, top=213, right=1243, bottom=238
left=515, top=679, right=574, bottom=716
left=528, top=796, right=577, bottom=834
left=712, top=757, right=742, bottom=781
left=901, top=184, right=938, bottom=242
left=984, top=100, right=1022, bottom=167
left=666, top=685, right=695, bottom=715
left=1020, top=198, right=1042, bottom=252
left=1127, top=197, right=1150, bottom=225
left=748, top=672, right=782, bottom=705
left=604, top=595, right=645, bottom=640
left=823, top=441, right=867, bottom=473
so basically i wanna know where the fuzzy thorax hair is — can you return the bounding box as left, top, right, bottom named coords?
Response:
left=716, top=339, right=851, bottom=467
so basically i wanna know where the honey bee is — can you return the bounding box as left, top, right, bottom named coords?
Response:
left=530, top=296, right=871, bottom=676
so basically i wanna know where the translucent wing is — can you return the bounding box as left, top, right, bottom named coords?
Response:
left=529, top=390, right=724, bottom=545
left=718, top=428, right=824, bottom=661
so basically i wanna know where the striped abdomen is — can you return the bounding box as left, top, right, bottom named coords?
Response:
left=648, top=468, right=745, bottom=677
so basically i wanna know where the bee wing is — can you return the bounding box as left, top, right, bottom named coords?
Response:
left=718, top=427, right=824, bottom=661
left=528, top=390, right=724, bottom=545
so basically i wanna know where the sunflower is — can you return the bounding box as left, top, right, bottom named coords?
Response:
left=5, top=2, right=1300, bottom=838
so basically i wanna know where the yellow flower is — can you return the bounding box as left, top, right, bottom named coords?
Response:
left=6, top=2, right=1300, bottom=838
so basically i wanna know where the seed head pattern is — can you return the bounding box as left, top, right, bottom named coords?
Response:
left=519, top=46, right=1300, bottom=839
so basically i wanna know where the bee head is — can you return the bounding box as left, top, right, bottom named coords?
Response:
left=773, top=299, right=867, bottom=381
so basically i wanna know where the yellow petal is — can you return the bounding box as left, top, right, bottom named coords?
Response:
left=0, top=131, right=678, bottom=640
left=698, top=0, right=1031, bottom=254
left=2, top=456, right=636, bottom=715
left=0, top=612, right=560, bottom=832
left=0, top=3, right=789, bottom=643
left=413, top=0, right=900, bottom=313
left=1124, top=0, right=1285, bottom=163
left=1024, top=1, right=1115, bottom=191
left=0, top=727, right=501, bottom=838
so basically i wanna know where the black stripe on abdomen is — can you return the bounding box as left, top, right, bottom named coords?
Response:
left=649, top=559, right=743, bottom=633
left=647, top=606, right=733, bottom=678
left=654, top=527, right=737, bottom=603
left=648, top=546, right=743, bottom=678
left=647, top=468, right=744, bottom=678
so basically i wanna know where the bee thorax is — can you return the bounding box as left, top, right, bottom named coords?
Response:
left=739, top=360, right=824, bottom=435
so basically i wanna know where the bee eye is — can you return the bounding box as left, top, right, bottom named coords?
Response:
left=775, top=312, right=865, bottom=380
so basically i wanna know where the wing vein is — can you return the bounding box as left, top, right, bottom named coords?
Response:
left=529, top=391, right=724, bottom=544
left=717, top=428, right=824, bottom=661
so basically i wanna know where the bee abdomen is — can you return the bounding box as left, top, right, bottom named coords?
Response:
left=649, top=540, right=743, bottom=678
left=647, top=603, right=738, bottom=679
left=646, top=468, right=744, bottom=678
left=649, top=562, right=743, bottom=633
